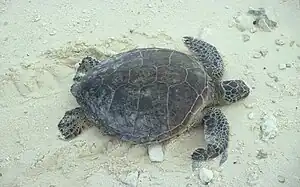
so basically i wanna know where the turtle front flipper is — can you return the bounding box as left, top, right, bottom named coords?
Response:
left=183, top=36, right=224, bottom=80
left=191, top=107, right=229, bottom=166
left=73, top=57, right=101, bottom=82
left=58, top=107, right=92, bottom=140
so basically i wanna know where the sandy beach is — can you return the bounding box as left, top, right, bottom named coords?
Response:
left=0, top=0, right=300, bottom=186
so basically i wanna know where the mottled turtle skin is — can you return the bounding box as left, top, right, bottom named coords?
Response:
left=57, top=36, right=250, bottom=166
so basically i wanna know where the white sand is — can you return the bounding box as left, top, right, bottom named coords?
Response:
left=1, top=0, right=300, bottom=186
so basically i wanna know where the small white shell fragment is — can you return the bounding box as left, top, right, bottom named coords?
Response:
left=148, top=144, right=164, bottom=162
left=49, top=30, right=56, bottom=36
left=199, top=168, right=214, bottom=185
left=252, top=51, right=262, bottom=59
left=248, top=112, right=254, bottom=120
left=250, top=27, right=257, bottom=33
left=243, top=103, right=254, bottom=109
left=278, top=63, right=286, bottom=70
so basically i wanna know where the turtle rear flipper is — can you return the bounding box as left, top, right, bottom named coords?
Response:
left=58, top=107, right=92, bottom=140
left=191, top=107, right=229, bottom=166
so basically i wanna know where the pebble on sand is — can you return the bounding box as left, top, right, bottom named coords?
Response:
left=275, top=39, right=285, bottom=46
left=260, top=113, right=278, bottom=141
left=121, top=171, right=140, bottom=187
left=199, top=168, right=214, bottom=185
left=242, top=34, right=250, bottom=42
left=148, top=144, right=164, bottom=162
left=277, top=175, right=286, bottom=183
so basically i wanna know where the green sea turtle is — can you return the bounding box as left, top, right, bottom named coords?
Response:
left=57, top=36, right=250, bottom=166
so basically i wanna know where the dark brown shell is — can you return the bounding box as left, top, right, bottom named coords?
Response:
left=72, top=48, right=214, bottom=143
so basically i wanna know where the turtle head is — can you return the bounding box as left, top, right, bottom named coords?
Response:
left=73, top=57, right=100, bottom=82
left=217, top=80, right=250, bottom=105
